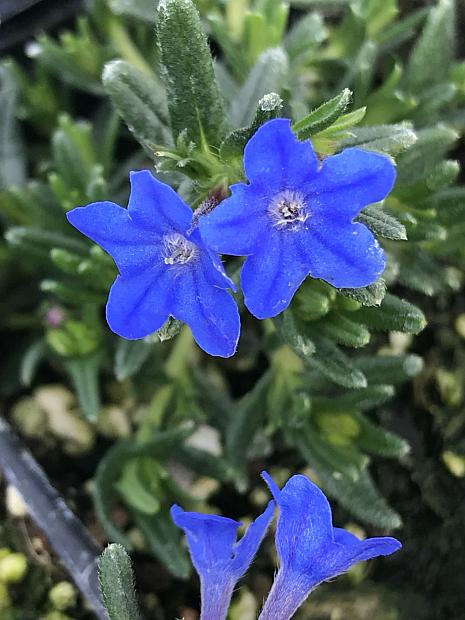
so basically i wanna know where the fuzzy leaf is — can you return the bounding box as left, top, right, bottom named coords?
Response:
left=294, top=427, right=402, bottom=528
left=99, top=544, right=142, bottom=620
left=406, top=0, right=455, bottom=92
left=341, top=123, right=417, bottom=155
left=353, top=412, right=410, bottom=458
left=309, top=334, right=368, bottom=388
left=312, top=312, right=370, bottom=348
left=109, top=0, right=156, bottom=22
left=357, top=205, right=407, bottom=240
left=354, top=293, right=426, bottom=334
left=102, top=60, right=170, bottom=149
left=355, top=354, right=423, bottom=385
left=220, top=92, right=283, bottom=158
left=338, top=279, right=387, bottom=307
left=293, top=88, right=352, bottom=139
left=0, top=65, right=26, bottom=189
left=230, top=47, right=288, bottom=127
left=156, top=0, right=228, bottom=146
left=285, top=12, right=328, bottom=60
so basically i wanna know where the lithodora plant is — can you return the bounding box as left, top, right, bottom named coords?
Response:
left=0, top=0, right=464, bottom=601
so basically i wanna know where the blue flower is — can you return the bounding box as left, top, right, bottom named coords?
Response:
left=199, top=118, right=396, bottom=319
left=67, top=170, right=240, bottom=357
left=171, top=501, right=275, bottom=620
left=258, top=471, right=402, bottom=620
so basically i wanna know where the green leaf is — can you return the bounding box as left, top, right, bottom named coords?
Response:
left=277, top=310, right=316, bottom=360
left=115, top=458, right=161, bottom=515
left=354, top=293, right=426, bottom=334
left=397, top=247, right=448, bottom=295
left=109, top=0, right=156, bottom=22
left=134, top=509, right=191, bottom=579
left=294, top=285, right=332, bottom=321
left=65, top=352, right=102, bottom=421
left=312, top=311, right=370, bottom=348
left=230, top=47, right=288, bottom=127
left=278, top=312, right=367, bottom=387
left=293, top=88, right=352, bottom=139
left=357, top=205, right=407, bottom=240
left=300, top=426, right=368, bottom=481
left=156, top=0, right=228, bottom=147
left=0, top=65, right=26, bottom=189
left=338, top=279, right=387, bottom=307
left=353, top=412, right=410, bottom=458
left=226, top=372, right=273, bottom=490
left=20, top=340, right=47, bottom=387
left=93, top=427, right=193, bottom=571
left=293, top=427, right=402, bottom=528
left=355, top=354, right=424, bottom=385
left=285, top=12, right=328, bottom=61
left=406, top=0, right=455, bottom=92
left=309, top=334, right=368, bottom=389
left=312, top=385, right=396, bottom=412
left=99, top=544, right=142, bottom=620
left=114, top=339, right=154, bottom=381
left=341, top=124, right=417, bottom=155
left=220, top=92, right=283, bottom=158
left=102, top=60, right=170, bottom=149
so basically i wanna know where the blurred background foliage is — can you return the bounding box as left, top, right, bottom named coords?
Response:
left=0, top=0, right=465, bottom=618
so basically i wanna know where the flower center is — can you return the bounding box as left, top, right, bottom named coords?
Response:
left=163, top=233, right=199, bottom=268
left=268, top=190, right=309, bottom=230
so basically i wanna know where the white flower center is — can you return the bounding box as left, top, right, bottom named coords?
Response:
left=163, top=233, right=199, bottom=269
left=268, top=190, right=309, bottom=230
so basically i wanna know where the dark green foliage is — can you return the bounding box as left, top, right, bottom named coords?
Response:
left=1, top=2, right=465, bottom=616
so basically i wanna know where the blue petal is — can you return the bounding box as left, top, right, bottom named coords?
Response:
left=333, top=527, right=360, bottom=546
left=128, top=170, right=193, bottom=234
left=170, top=505, right=241, bottom=573
left=189, top=228, right=237, bottom=291
left=67, top=202, right=159, bottom=277
left=320, top=536, right=402, bottom=582
left=231, top=500, right=275, bottom=575
left=199, top=183, right=270, bottom=256
left=106, top=266, right=171, bottom=339
left=262, top=472, right=333, bottom=573
left=171, top=268, right=240, bottom=357
left=244, top=118, right=319, bottom=190
left=241, top=230, right=310, bottom=318
left=300, top=221, right=386, bottom=288
left=304, top=148, right=396, bottom=220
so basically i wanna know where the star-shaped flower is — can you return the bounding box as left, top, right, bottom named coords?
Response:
left=67, top=171, right=240, bottom=357
left=258, top=472, right=401, bottom=620
left=199, top=118, right=396, bottom=319
left=171, top=501, right=275, bottom=620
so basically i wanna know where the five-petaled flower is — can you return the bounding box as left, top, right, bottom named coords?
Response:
left=258, top=471, right=402, bottom=620
left=199, top=118, right=396, bottom=319
left=67, top=170, right=240, bottom=357
left=171, top=501, right=275, bottom=620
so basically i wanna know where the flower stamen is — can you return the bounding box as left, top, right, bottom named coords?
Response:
left=163, top=233, right=199, bottom=268
left=268, top=190, right=309, bottom=230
